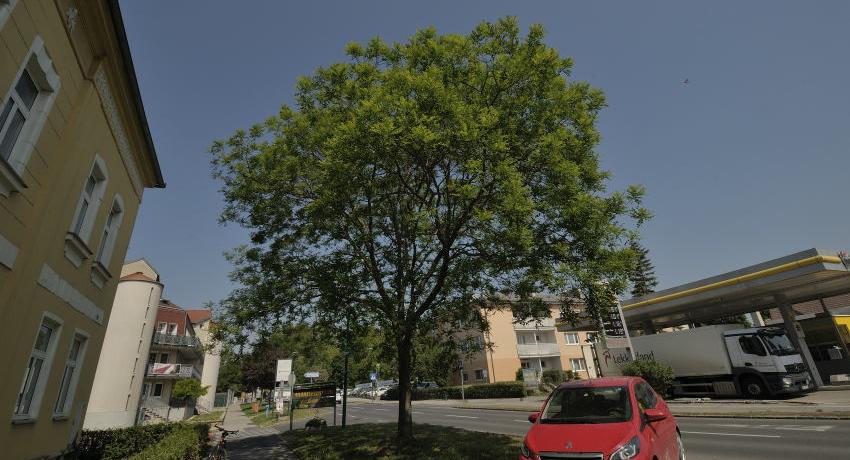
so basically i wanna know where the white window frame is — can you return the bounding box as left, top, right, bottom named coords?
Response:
left=69, top=156, right=109, bottom=241
left=0, top=1, right=19, bottom=35
left=167, top=323, right=177, bottom=335
left=0, top=35, right=60, bottom=197
left=53, top=330, right=88, bottom=418
left=13, top=312, right=62, bottom=422
left=94, top=194, right=123, bottom=265
left=564, top=332, right=580, bottom=345
left=570, top=358, right=587, bottom=372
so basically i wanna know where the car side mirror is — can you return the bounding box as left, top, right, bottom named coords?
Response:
left=528, top=412, right=540, bottom=423
left=643, top=408, right=666, bottom=423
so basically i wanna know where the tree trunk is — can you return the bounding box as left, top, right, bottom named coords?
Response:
left=396, top=333, right=414, bottom=439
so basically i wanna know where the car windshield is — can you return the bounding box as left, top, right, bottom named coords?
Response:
left=761, top=333, right=797, bottom=356
left=541, top=386, right=632, bottom=424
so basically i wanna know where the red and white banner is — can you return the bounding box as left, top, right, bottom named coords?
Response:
left=151, top=363, right=177, bottom=375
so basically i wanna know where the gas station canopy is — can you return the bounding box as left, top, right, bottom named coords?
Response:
left=622, top=248, right=850, bottom=331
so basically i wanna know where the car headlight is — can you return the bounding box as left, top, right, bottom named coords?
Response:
left=609, top=435, right=640, bottom=460
left=781, top=377, right=793, bottom=387
left=520, top=440, right=535, bottom=459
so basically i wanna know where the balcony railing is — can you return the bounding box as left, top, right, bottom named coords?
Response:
left=513, top=317, right=556, bottom=330
left=146, top=362, right=202, bottom=379
left=517, top=342, right=561, bottom=357
left=152, top=332, right=201, bottom=348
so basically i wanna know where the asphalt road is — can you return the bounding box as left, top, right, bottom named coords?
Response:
left=330, top=400, right=850, bottom=460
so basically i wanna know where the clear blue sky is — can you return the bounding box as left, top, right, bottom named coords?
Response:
left=120, top=0, right=850, bottom=308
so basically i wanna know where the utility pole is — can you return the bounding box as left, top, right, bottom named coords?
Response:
left=341, top=312, right=350, bottom=428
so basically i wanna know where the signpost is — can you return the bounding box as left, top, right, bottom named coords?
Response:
left=290, top=383, right=337, bottom=430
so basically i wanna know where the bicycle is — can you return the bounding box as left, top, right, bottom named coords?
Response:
left=207, top=424, right=239, bottom=460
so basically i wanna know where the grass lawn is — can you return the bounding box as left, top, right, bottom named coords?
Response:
left=282, top=423, right=521, bottom=459
left=188, top=410, right=224, bottom=423
left=241, top=403, right=326, bottom=427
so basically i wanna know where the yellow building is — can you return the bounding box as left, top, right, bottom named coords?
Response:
left=450, top=299, right=598, bottom=385
left=0, top=1, right=164, bottom=458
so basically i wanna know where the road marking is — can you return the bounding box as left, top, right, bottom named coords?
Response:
left=446, top=414, right=478, bottom=419
left=513, top=420, right=529, bottom=423
left=709, top=423, right=833, bottom=432
left=413, top=411, right=424, bottom=415
left=373, top=408, right=388, bottom=411
left=682, top=431, right=780, bottom=438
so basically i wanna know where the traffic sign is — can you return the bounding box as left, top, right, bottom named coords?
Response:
left=304, top=371, right=320, bottom=378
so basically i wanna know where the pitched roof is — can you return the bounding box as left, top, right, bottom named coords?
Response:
left=187, top=309, right=212, bottom=324
left=119, top=272, right=157, bottom=282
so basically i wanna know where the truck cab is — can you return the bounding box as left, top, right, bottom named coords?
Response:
left=722, top=327, right=812, bottom=397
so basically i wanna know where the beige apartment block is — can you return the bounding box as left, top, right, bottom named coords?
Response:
left=450, top=301, right=598, bottom=385
left=84, top=260, right=162, bottom=429
left=0, top=1, right=164, bottom=458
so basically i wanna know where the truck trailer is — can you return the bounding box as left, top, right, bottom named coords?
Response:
left=630, top=324, right=812, bottom=397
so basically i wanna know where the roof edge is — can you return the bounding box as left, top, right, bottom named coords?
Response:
left=106, top=0, right=165, bottom=188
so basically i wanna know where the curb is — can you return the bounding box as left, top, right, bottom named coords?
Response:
left=447, top=404, right=850, bottom=420
left=673, top=413, right=850, bottom=420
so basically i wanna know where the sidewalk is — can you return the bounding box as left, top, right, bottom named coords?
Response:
left=218, top=401, right=297, bottom=460
left=414, top=388, right=850, bottom=420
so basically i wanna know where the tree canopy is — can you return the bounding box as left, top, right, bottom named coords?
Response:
left=209, top=17, right=648, bottom=437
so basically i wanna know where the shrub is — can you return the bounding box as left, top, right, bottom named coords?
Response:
left=541, top=369, right=566, bottom=385
left=382, top=381, right=525, bottom=400
left=172, top=378, right=210, bottom=402
left=127, top=425, right=206, bottom=460
left=622, top=358, right=674, bottom=396
left=77, top=422, right=210, bottom=460
left=515, top=368, right=523, bottom=381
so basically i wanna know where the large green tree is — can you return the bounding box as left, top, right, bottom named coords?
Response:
left=210, top=18, right=647, bottom=437
left=629, top=241, right=658, bottom=298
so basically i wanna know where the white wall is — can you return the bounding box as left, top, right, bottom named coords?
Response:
left=83, top=278, right=162, bottom=429
left=194, top=319, right=221, bottom=410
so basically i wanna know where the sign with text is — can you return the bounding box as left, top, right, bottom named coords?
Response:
left=276, top=359, right=293, bottom=383
left=292, top=383, right=337, bottom=409
left=600, top=303, right=627, bottom=338
left=597, top=346, right=656, bottom=377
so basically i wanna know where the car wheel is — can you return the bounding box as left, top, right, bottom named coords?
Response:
left=677, top=432, right=686, bottom=460
left=741, top=377, right=768, bottom=398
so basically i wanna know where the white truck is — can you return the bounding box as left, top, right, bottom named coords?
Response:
left=629, top=324, right=813, bottom=398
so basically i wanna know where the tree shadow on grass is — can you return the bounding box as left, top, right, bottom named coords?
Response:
left=282, top=423, right=521, bottom=459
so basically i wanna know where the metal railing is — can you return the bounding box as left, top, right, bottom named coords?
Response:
left=146, top=362, right=202, bottom=379
left=152, top=332, right=201, bottom=348
left=513, top=317, right=556, bottom=330
left=517, top=342, right=561, bottom=357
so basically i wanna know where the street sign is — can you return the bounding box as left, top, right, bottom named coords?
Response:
left=276, top=359, right=293, bottom=383
left=304, top=371, right=320, bottom=379
left=292, top=383, right=337, bottom=409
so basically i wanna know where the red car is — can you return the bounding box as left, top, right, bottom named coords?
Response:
left=521, top=377, right=684, bottom=460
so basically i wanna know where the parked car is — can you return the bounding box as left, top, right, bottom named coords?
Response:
left=521, top=377, right=684, bottom=460
left=416, top=381, right=440, bottom=389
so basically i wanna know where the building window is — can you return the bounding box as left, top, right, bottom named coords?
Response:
left=541, top=360, right=547, bottom=368
left=94, top=196, right=123, bottom=266
left=14, top=314, right=61, bottom=419
left=0, top=36, right=60, bottom=196
left=474, top=369, right=484, bottom=380
left=570, top=358, right=587, bottom=372
left=159, top=353, right=169, bottom=363
left=148, top=352, right=156, bottom=364
left=167, top=323, right=177, bottom=335
left=152, top=383, right=163, bottom=397
left=520, top=360, right=530, bottom=369
left=564, top=332, right=580, bottom=345
left=54, top=333, right=87, bottom=416
left=586, top=332, right=599, bottom=343
left=461, top=372, right=468, bottom=382
left=142, top=383, right=149, bottom=397
left=70, top=159, right=107, bottom=239
left=0, top=1, right=19, bottom=30
left=157, top=322, right=167, bottom=333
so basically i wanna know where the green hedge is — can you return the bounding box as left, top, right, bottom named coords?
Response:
left=127, top=425, right=205, bottom=460
left=622, top=358, right=674, bottom=396
left=76, top=422, right=209, bottom=460
left=384, top=381, right=525, bottom=400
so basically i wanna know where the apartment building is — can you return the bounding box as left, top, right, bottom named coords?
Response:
left=450, top=300, right=598, bottom=385
left=0, top=1, right=164, bottom=458
left=139, top=301, right=212, bottom=423
left=187, top=309, right=221, bottom=412
left=84, top=260, right=162, bottom=429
